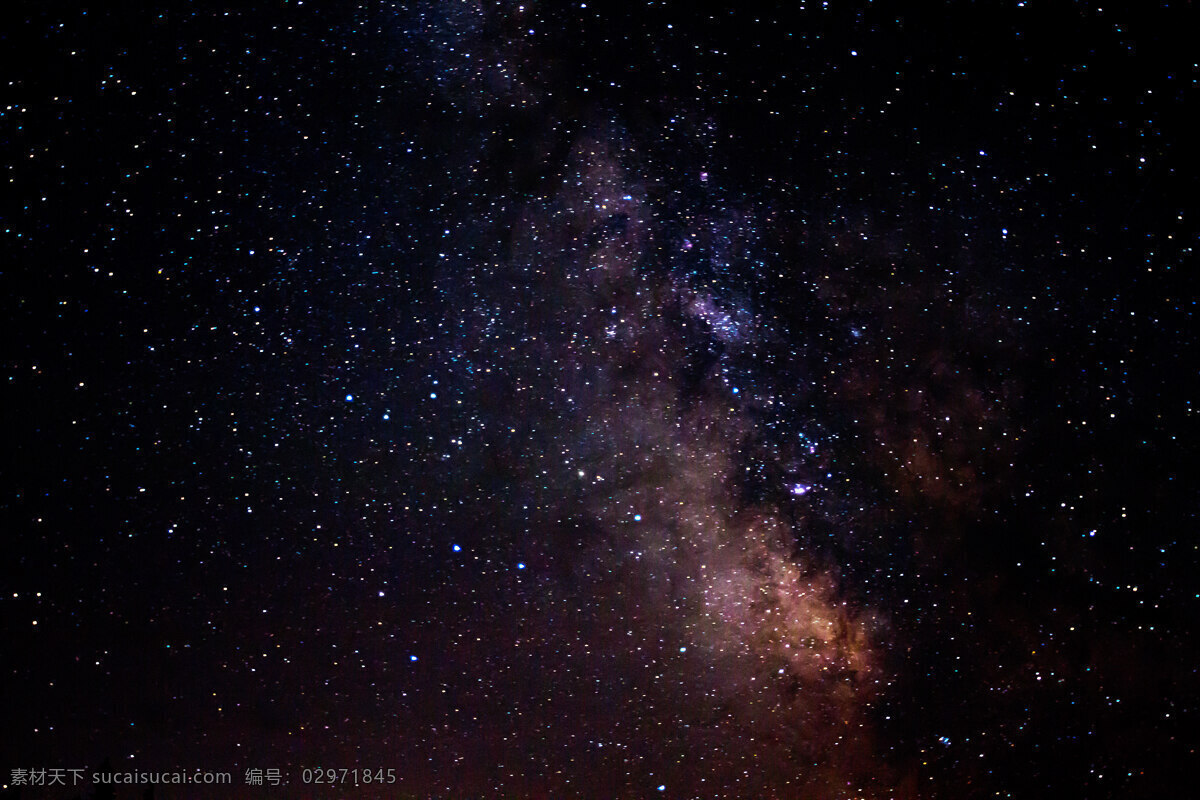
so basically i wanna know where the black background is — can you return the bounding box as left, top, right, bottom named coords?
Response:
left=4, top=2, right=1198, bottom=797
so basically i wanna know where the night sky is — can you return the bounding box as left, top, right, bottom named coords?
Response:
left=4, top=2, right=1199, bottom=798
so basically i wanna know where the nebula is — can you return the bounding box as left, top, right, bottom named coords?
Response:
left=437, top=128, right=894, bottom=796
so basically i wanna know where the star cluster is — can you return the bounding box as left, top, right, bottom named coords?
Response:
left=4, top=2, right=1198, bottom=798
